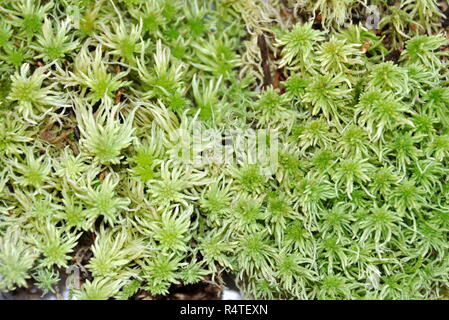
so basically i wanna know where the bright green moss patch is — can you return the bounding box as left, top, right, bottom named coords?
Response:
left=1, top=0, right=449, bottom=300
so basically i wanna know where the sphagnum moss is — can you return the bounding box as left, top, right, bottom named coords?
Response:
left=0, top=0, right=449, bottom=300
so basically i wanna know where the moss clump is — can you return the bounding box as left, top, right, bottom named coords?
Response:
left=1, top=0, right=449, bottom=300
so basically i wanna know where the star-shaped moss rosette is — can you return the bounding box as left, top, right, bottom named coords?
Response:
left=1, top=0, right=449, bottom=300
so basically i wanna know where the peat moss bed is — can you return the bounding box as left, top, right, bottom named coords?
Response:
left=1, top=0, right=449, bottom=300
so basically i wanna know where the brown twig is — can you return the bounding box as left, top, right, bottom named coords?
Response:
left=257, top=34, right=273, bottom=88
